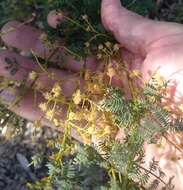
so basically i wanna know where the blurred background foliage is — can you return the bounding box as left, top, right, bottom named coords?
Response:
left=1, top=0, right=183, bottom=57
left=0, top=0, right=157, bottom=58
left=0, top=0, right=183, bottom=25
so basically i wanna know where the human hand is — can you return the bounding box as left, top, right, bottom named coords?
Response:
left=101, top=0, right=183, bottom=189
left=102, top=0, right=183, bottom=109
left=1, top=1, right=183, bottom=189
left=2, top=2, right=183, bottom=132
left=0, top=11, right=99, bottom=141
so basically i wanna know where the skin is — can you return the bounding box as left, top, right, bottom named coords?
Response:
left=1, top=0, right=183, bottom=188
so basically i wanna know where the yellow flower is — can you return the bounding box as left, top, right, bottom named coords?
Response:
left=51, top=83, right=61, bottom=98
left=80, top=133, right=92, bottom=145
left=34, top=120, right=41, bottom=128
left=82, top=14, right=88, bottom=20
left=53, top=118, right=60, bottom=126
left=113, top=44, right=120, bottom=51
left=153, top=71, right=165, bottom=85
left=73, top=112, right=83, bottom=121
left=39, top=103, right=47, bottom=112
left=88, top=111, right=97, bottom=122
left=105, top=41, right=112, bottom=48
left=130, top=69, right=141, bottom=78
left=68, top=112, right=76, bottom=121
left=43, top=92, right=52, bottom=100
left=179, top=104, right=183, bottom=112
left=84, top=70, right=91, bottom=80
left=46, top=109, right=54, bottom=120
left=104, top=125, right=111, bottom=135
left=95, top=129, right=104, bottom=138
left=97, top=53, right=102, bottom=59
left=85, top=42, right=90, bottom=48
left=73, top=89, right=82, bottom=105
left=28, top=71, right=38, bottom=81
left=87, top=125, right=96, bottom=134
left=98, top=44, right=104, bottom=50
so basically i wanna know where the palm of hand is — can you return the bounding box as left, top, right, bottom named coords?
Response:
left=102, top=0, right=183, bottom=106
left=102, top=1, right=183, bottom=189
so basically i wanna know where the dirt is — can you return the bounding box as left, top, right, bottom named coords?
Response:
left=0, top=123, right=59, bottom=190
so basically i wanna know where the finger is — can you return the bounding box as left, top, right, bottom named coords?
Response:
left=0, top=88, right=82, bottom=141
left=0, top=49, right=82, bottom=97
left=0, top=49, right=38, bottom=82
left=1, top=21, right=44, bottom=54
left=1, top=21, right=98, bottom=72
left=101, top=0, right=183, bottom=55
left=47, top=9, right=98, bottom=72
left=121, top=48, right=144, bottom=71
left=0, top=49, right=125, bottom=97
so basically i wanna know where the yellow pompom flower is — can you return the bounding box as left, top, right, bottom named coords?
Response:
left=153, top=71, right=165, bottom=85
left=113, top=44, right=120, bottom=51
left=28, top=71, right=38, bottom=81
left=82, top=14, right=88, bottom=20
left=43, top=92, right=52, bottom=100
left=98, top=44, right=104, bottom=50
left=97, top=53, right=102, bottom=59
left=88, top=111, right=97, bottom=122
left=51, top=83, right=62, bottom=98
left=179, top=104, right=183, bottom=112
left=85, top=42, right=90, bottom=48
left=53, top=118, right=60, bottom=127
left=68, top=112, right=76, bottom=121
left=39, top=103, right=47, bottom=112
left=73, top=89, right=82, bottom=105
left=105, top=41, right=112, bottom=48
left=87, top=125, right=95, bottom=135
left=80, top=133, right=92, bottom=145
left=46, top=109, right=54, bottom=120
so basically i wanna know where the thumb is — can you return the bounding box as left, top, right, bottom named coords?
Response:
left=101, top=0, right=183, bottom=56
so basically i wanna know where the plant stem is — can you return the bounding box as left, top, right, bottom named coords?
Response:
left=137, top=164, right=170, bottom=189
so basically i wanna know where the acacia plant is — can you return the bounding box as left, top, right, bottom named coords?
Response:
left=0, top=0, right=182, bottom=190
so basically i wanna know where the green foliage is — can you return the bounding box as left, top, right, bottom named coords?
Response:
left=157, top=1, right=183, bottom=23
left=30, top=144, right=108, bottom=190
left=101, top=81, right=176, bottom=144
left=0, top=0, right=157, bottom=58
left=46, top=0, right=157, bottom=57
left=0, top=0, right=34, bottom=26
left=172, top=118, right=183, bottom=132
left=123, top=0, right=156, bottom=15
left=29, top=80, right=176, bottom=190
left=98, top=84, right=175, bottom=189
left=101, top=87, right=146, bottom=128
